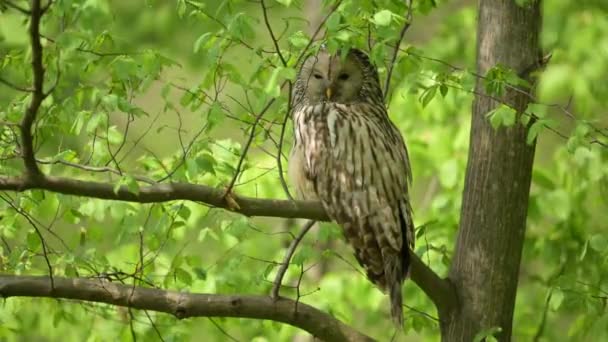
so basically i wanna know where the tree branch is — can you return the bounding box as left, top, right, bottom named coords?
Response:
left=1, top=0, right=31, bottom=14
left=0, top=275, right=374, bottom=342
left=383, top=0, right=413, bottom=100
left=0, top=173, right=455, bottom=315
left=271, top=220, right=316, bottom=299
left=409, top=251, right=456, bottom=316
left=21, top=0, right=45, bottom=177
left=0, top=175, right=326, bottom=219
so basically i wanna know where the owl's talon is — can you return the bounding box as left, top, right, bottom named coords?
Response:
left=223, top=188, right=241, bottom=211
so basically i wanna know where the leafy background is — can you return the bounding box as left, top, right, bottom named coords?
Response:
left=0, top=0, right=607, bottom=340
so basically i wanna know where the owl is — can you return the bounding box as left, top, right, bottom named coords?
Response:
left=288, top=48, right=415, bottom=325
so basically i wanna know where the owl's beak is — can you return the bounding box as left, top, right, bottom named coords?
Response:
left=325, top=87, right=332, bottom=100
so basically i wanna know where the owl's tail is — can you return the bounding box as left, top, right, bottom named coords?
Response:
left=385, top=249, right=409, bottom=327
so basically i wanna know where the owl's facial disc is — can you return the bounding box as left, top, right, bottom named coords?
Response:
left=303, top=51, right=363, bottom=104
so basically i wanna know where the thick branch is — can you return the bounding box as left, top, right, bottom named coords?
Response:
left=410, top=252, right=456, bottom=316
left=0, top=275, right=373, bottom=342
left=0, top=173, right=455, bottom=314
left=0, top=175, right=326, bottom=219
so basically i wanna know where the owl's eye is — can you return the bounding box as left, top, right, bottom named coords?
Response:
left=338, top=73, right=350, bottom=81
left=313, top=73, right=323, bottom=80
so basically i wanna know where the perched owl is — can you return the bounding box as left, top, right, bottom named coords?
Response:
left=288, top=48, right=415, bottom=325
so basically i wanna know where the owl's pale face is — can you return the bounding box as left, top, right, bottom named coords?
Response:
left=301, top=51, right=364, bottom=104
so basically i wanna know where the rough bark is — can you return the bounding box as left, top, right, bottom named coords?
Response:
left=0, top=275, right=373, bottom=342
left=442, top=1, right=542, bottom=341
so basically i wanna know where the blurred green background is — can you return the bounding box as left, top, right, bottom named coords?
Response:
left=0, top=0, right=607, bottom=341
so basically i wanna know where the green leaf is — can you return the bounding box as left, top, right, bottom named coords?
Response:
left=37, top=193, right=59, bottom=219
left=532, top=169, right=554, bottom=189
left=274, top=0, right=292, bottom=6
left=419, top=85, right=437, bottom=108
left=196, top=153, right=216, bottom=175
left=174, top=267, right=193, bottom=286
left=527, top=120, right=544, bottom=144
left=579, top=240, right=589, bottom=261
left=524, top=103, right=547, bottom=118
left=86, top=113, right=104, bottom=134
left=486, top=105, right=517, bottom=129
left=27, top=229, right=41, bottom=251
left=589, top=235, right=607, bottom=252
left=292, top=245, right=313, bottom=266
left=550, top=289, right=564, bottom=311
left=178, top=206, right=191, bottom=221
left=335, top=30, right=352, bottom=42
left=283, top=67, right=297, bottom=82
left=71, top=111, right=90, bottom=135
left=439, top=84, right=448, bottom=97
left=207, top=102, right=224, bottom=131
left=325, top=12, right=341, bottom=32
left=177, top=0, right=186, bottom=18
left=114, top=175, right=140, bottom=195
left=502, top=108, right=516, bottom=126
left=107, top=126, right=123, bottom=145
left=265, top=67, right=282, bottom=97
left=473, top=326, right=502, bottom=342
left=193, top=32, right=213, bottom=53
left=372, top=10, right=394, bottom=27
left=288, top=31, right=309, bottom=49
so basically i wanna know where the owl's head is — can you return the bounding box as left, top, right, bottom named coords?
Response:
left=296, top=48, right=383, bottom=105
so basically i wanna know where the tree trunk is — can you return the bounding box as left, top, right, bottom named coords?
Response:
left=442, top=1, right=542, bottom=340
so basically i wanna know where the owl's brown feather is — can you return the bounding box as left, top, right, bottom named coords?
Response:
left=289, top=49, right=414, bottom=326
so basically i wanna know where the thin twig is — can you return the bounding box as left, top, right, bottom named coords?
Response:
left=1, top=0, right=30, bottom=14
left=383, top=0, right=413, bottom=101
left=36, top=158, right=157, bottom=184
left=128, top=308, right=138, bottom=342
left=271, top=220, right=316, bottom=299
left=143, top=310, right=166, bottom=342
left=277, top=84, right=294, bottom=200
left=0, top=194, right=54, bottom=289
left=532, top=287, right=553, bottom=342
left=208, top=318, right=240, bottom=342
left=260, top=0, right=293, bottom=200
left=260, top=0, right=287, bottom=67
left=224, top=98, right=278, bottom=194
left=0, top=78, right=33, bottom=92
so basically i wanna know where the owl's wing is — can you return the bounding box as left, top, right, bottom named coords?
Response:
left=305, top=103, right=414, bottom=286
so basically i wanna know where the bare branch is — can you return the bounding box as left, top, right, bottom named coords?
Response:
left=271, top=220, right=316, bottom=299
left=260, top=0, right=287, bottom=67
left=0, top=175, right=326, bottom=219
left=21, top=0, right=45, bottom=177
left=0, top=194, right=54, bottom=288
left=409, top=250, right=456, bottom=316
left=383, top=0, right=413, bottom=100
left=225, top=98, right=277, bottom=194
left=294, top=0, right=344, bottom=68
left=0, top=275, right=375, bottom=342
left=277, top=99, right=293, bottom=200
left=0, top=77, right=33, bottom=92
left=260, top=0, right=294, bottom=200
left=36, top=158, right=157, bottom=184
left=1, top=0, right=30, bottom=14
